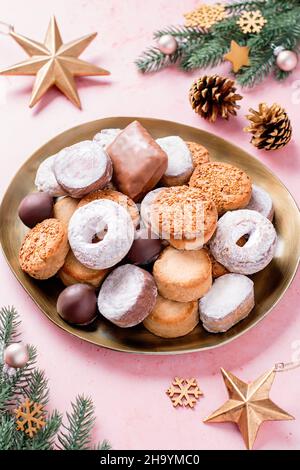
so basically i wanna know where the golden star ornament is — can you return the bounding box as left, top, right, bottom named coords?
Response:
left=0, top=16, right=110, bottom=108
left=224, top=40, right=250, bottom=73
left=204, top=368, right=294, bottom=450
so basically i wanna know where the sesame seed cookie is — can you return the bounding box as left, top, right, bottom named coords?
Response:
left=189, top=162, right=252, bottom=215
left=150, top=186, right=218, bottom=250
left=186, top=141, right=210, bottom=167
left=19, top=218, right=69, bottom=280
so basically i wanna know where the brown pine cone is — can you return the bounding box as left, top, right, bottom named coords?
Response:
left=245, top=103, right=292, bottom=151
left=189, top=74, right=243, bottom=123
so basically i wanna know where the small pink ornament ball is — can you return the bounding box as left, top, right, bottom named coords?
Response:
left=4, top=343, right=29, bottom=368
left=276, top=50, right=298, bottom=72
left=157, top=34, right=178, bottom=55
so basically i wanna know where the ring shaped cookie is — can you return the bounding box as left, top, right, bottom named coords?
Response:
left=68, top=199, right=134, bottom=270
left=209, top=209, right=277, bottom=275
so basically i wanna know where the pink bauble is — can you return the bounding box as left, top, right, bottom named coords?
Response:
left=276, top=50, right=298, bottom=72
left=4, top=343, right=29, bottom=368
left=157, top=34, right=178, bottom=55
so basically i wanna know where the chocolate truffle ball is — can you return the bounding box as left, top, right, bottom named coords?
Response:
left=18, top=192, right=53, bottom=228
left=57, top=284, right=97, bottom=325
left=126, top=237, right=164, bottom=265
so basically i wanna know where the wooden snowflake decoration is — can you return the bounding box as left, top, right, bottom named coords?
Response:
left=237, top=10, right=267, bottom=34
left=15, top=398, right=46, bottom=437
left=184, top=4, right=228, bottom=29
left=166, top=377, right=203, bottom=408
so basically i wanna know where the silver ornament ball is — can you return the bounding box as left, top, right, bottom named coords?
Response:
left=276, top=50, right=298, bottom=72
left=157, top=34, right=178, bottom=55
left=4, top=343, right=29, bottom=368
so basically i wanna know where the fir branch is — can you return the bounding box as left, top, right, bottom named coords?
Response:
left=135, top=47, right=172, bottom=73
left=24, top=411, right=62, bottom=450
left=225, top=0, right=269, bottom=14
left=58, top=395, right=95, bottom=450
left=180, top=38, right=228, bottom=70
left=153, top=25, right=206, bottom=39
left=95, top=439, right=112, bottom=450
left=0, top=306, right=20, bottom=349
left=24, top=369, right=49, bottom=406
left=0, top=415, right=15, bottom=450
left=236, top=54, right=275, bottom=87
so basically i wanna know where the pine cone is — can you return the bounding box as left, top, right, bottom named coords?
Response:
left=245, top=103, right=292, bottom=151
left=189, top=74, right=243, bottom=123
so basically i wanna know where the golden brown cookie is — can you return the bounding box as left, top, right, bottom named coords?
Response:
left=53, top=197, right=78, bottom=227
left=59, top=250, right=110, bottom=288
left=189, top=162, right=252, bottom=215
left=143, top=294, right=199, bottom=338
left=186, top=141, right=210, bottom=167
left=19, top=218, right=69, bottom=280
left=150, top=186, right=217, bottom=250
left=78, top=189, right=140, bottom=227
left=153, top=246, right=212, bottom=302
left=205, top=248, right=229, bottom=279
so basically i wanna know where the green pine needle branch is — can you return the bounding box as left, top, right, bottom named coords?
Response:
left=0, top=306, right=109, bottom=450
left=135, top=0, right=300, bottom=87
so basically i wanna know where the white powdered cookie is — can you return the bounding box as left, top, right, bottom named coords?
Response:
left=35, top=155, right=67, bottom=197
left=199, top=274, right=254, bottom=333
left=245, top=184, right=274, bottom=221
left=156, top=136, right=194, bottom=186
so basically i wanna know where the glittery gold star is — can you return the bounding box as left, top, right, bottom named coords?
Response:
left=224, top=40, right=250, bottom=73
left=204, top=368, right=294, bottom=450
left=0, top=16, right=110, bottom=108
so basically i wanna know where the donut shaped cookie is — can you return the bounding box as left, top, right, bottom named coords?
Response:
left=245, top=184, right=274, bottom=221
left=53, top=197, right=78, bottom=227
left=156, top=136, right=194, bottom=186
left=54, top=140, right=112, bottom=198
left=98, top=264, right=157, bottom=327
left=68, top=199, right=134, bottom=270
left=153, top=246, right=212, bottom=302
left=35, top=155, right=66, bottom=197
left=199, top=274, right=254, bottom=333
left=59, top=250, right=109, bottom=288
left=186, top=141, right=210, bottom=167
left=93, top=128, right=121, bottom=148
left=209, top=210, right=277, bottom=275
left=78, top=189, right=140, bottom=228
left=19, top=218, right=69, bottom=279
left=189, top=162, right=252, bottom=214
left=143, top=294, right=199, bottom=338
left=150, top=186, right=218, bottom=250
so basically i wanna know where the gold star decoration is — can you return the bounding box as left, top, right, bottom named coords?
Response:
left=0, top=16, right=110, bottom=108
left=184, top=3, right=228, bottom=29
left=224, top=40, right=250, bottom=73
left=204, top=368, right=294, bottom=450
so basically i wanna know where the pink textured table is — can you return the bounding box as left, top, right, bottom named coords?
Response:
left=0, top=0, right=299, bottom=450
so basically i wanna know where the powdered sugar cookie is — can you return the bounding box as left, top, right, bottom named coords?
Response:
left=209, top=210, right=277, bottom=275
left=68, top=199, right=134, bottom=270
left=93, top=128, right=121, bottom=148
left=156, top=136, right=194, bottom=186
left=78, top=189, right=140, bottom=228
left=98, top=264, right=157, bottom=327
left=199, top=274, right=254, bottom=333
left=245, top=184, right=274, bottom=221
left=35, top=155, right=66, bottom=197
left=54, top=140, right=112, bottom=198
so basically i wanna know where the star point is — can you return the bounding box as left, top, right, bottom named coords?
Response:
left=224, top=40, right=250, bottom=73
left=204, top=368, right=294, bottom=450
left=0, top=16, right=110, bottom=108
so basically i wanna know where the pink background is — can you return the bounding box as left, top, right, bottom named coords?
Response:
left=0, top=0, right=300, bottom=450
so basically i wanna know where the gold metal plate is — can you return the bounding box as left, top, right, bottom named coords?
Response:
left=1, top=117, right=299, bottom=354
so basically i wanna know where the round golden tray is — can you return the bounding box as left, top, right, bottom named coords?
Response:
left=1, top=117, right=300, bottom=354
